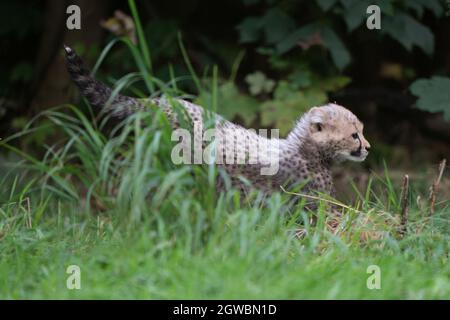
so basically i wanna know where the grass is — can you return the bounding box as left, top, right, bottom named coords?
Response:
left=0, top=0, right=448, bottom=299
left=0, top=104, right=448, bottom=299
left=1, top=215, right=448, bottom=299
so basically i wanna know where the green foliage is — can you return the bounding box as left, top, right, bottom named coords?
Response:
left=275, top=23, right=318, bottom=55
left=274, top=22, right=350, bottom=69
left=245, top=71, right=276, bottom=96
left=404, top=0, right=444, bottom=18
left=410, top=76, right=450, bottom=121
left=259, top=74, right=350, bottom=135
left=261, top=82, right=327, bottom=134
left=229, top=0, right=445, bottom=131
left=10, top=117, right=56, bottom=147
left=340, top=0, right=374, bottom=31
left=342, top=0, right=440, bottom=57
left=335, top=0, right=394, bottom=31
left=196, top=82, right=260, bottom=126
left=237, top=8, right=295, bottom=44
left=320, top=27, right=351, bottom=70
left=144, top=19, right=179, bottom=61
left=194, top=59, right=351, bottom=134
left=239, top=14, right=352, bottom=70
left=238, top=0, right=443, bottom=69
left=316, top=0, right=339, bottom=11
left=384, top=13, right=434, bottom=56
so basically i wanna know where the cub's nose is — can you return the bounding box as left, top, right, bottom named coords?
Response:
left=365, top=146, right=370, bottom=152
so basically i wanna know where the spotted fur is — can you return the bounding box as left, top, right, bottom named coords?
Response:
left=64, top=46, right=370, bottom=198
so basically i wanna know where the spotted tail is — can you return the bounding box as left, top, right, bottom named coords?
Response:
left=63, top=45, right=143, bottom=118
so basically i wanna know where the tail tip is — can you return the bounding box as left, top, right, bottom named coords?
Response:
left=63, top=44, right=73, bottom=55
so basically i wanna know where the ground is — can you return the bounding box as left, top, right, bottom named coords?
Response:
left=1, top=190, right=449, bottom=299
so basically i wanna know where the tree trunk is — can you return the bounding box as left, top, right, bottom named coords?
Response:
left=29, top=0, right=110, bottom=114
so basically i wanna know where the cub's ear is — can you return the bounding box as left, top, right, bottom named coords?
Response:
left=309, top=107, right=325, bottom=133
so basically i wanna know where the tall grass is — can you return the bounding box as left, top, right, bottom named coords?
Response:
left=0, top=81, right=447, bottom=256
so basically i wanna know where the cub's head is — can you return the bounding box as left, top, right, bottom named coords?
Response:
left=292, top=103, right=370, bottom=162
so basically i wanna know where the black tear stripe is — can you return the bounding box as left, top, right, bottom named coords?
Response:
left=351, top=136, right=362, bottom=157
left=64, top=45, right=143, bottom=119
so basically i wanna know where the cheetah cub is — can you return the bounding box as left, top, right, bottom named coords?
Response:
left=64, top=46, right=370, bottom=199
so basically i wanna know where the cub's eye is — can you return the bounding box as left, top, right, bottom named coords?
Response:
left=351, top=133, right=358, bottom=139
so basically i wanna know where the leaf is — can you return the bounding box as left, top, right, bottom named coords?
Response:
left=275, top=24, right=317, bottom=54
left=272, top=81, right=298, bottom=100
left=320, top=27, right=351, bottom=70
left=316, top=0, right=338, bottom=11
left=262, top=8, right=295, bottom=44
left=405, top=1, right=425, bottom=18
left=303, top=88, right=328, bottom=106
left=377, top=0, right=395, bottom=15
left=297, top=32, right=324, bottom=50
left=416, top=0, right=444, bottom=17
left=237, top=8, right=295, bottom=45
left=261, top=82, right=327, bottom=135
left=236, top=17, right=263, bottom=43
left=245, top=71, right=276, bottom=95
left=341, top=0, right=371, bottom=31
left=404, top=15, right=434, bottom=55
left=384, top=14, right=434, bottom=55
left=410, top=76, right=450, bottom=121
left=288, top=69, right=312, bottom=88
left=318, top=75, right=351, bottom=91
left=335, top=0, right=372, bottom=31
left=339, top=0, right=353, bottom=8
left=196, top=82, right=260, bottom=126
